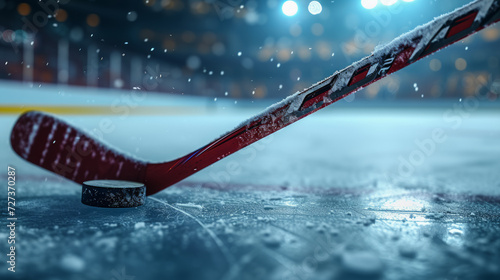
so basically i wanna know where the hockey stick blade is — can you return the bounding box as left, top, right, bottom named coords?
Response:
left=10, top=0, right=500, bottom=195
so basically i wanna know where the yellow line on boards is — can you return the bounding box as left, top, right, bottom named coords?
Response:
left=0, top=106, right=205, bottom=115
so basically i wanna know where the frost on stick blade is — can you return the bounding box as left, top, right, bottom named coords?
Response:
left=10, top=111, right=148, bottom=185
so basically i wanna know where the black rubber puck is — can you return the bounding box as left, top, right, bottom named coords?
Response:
left=81, top=180, right=146, bottom=208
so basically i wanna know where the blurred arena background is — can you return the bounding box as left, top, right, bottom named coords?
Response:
left=1, top=3, right=500, bottom=279
left=0, top=0, right=499, bottom=103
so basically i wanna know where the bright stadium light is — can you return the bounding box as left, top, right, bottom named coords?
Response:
left=361, top=0, right=378, bottom=10
left=381, top=0, right=398, bottom=5
left=282, top=1, right=299, bottom=16
left=308, top=1, right=322, bottom=15
left=402, top=0, right=415, bottom=2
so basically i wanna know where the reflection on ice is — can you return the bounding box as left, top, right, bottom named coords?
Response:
left=283, top=199, right=298, bottom=207
left=381, top=197, right=429, bottom=212
left=445, top=224, right=466, bottom=247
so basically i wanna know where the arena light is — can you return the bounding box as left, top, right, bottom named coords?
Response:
left=282, top=1, right=298, bottom=17
left=402, top=0, right=414, bottom=2
left=308, top=1, right=322, bottom=15
left=381, top=0, right=398, bottom=6
left=361, top=0, right=378, bottom=10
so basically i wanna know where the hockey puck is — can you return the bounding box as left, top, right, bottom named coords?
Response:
left=81, top=180, right=146, bottom=208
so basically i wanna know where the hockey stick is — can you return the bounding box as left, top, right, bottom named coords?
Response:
left=10, top=0, right=500, bottom=196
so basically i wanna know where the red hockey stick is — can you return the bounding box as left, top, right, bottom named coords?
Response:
left=10, top=0, right=500, bottom=195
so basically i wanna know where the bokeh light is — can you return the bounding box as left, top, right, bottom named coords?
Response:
left=381, top=0, right=398, bottom=6
left=308, top=1, right=322, bottom=15
left=455, top=58, right=467, bottom=71
left=361, top=0, right=378, bottom=10
left=429, top=59, right=442, bottom=71
left=282, top=1, right=298, bottom=17
left=86, top=14, right=100, bottom=27
left=55, top=9, right=68, bottom=22
left=17, top=3, right=31, bottom=16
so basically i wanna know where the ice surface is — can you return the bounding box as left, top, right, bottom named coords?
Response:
left=341, top=251, right=383, bottom=276
left=1, top=89, right=500, bottom=280
left=176, top=202, right=203, bottom=210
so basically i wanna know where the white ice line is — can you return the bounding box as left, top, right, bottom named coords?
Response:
left=150, top=197, right=235, bottom=267
left=40, top=122, right=58, bottom=165
left=175, top=203, right=203, bottom=210
left=261, top=247, right=297, bottom=274
left=23, top=116, right=41, bottom=159
left=115, top=161, right=123, bottom=177
left=54, top=127, right=71, bottom=169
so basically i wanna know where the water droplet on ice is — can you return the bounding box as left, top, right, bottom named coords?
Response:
left=279, top=84, right=283, bottom=90
left=341, top=251, right=383, bottom=276
left=449, top=228, right=463, bottom=235
left=277, top=63, right=281, bottom=68
left=297, top=77, right=300, bottom=81
left=61, top=254, right=85, bottom=272
left=262, top=234, right=281, bottom=248
left=465, top=46, right=468, bottom=50
left=237, top=51, right=242, bottom=56
left=134, top=222, right=145, bottom=229
left=399, top=245, right=417, bottom=258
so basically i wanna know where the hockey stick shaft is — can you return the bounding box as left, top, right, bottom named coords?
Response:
left=144, top=0, right=500, bottom=194
left=10, top=0, right=500, bottom=195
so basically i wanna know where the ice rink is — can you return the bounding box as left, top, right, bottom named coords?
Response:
left=1, top=82, right=500, bottom=280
